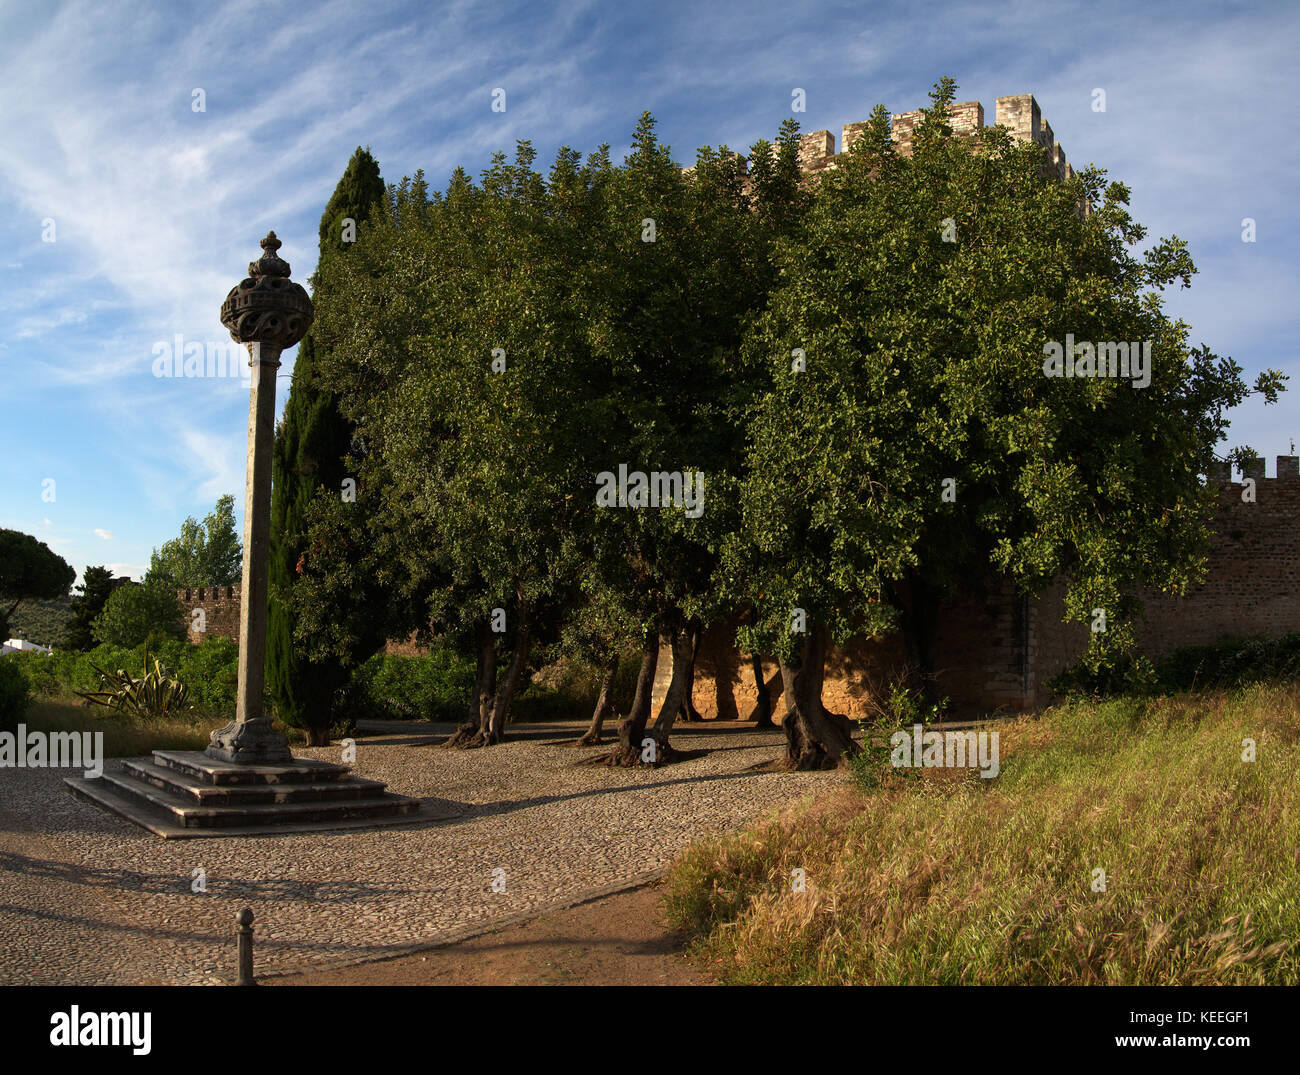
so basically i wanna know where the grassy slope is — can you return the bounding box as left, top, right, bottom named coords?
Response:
left=665, top=684, right=1300, bottom=985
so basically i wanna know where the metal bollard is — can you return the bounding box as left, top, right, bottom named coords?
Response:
left=235, top=907, right=256, bottom=986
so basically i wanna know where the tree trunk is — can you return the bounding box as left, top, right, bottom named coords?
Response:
left=485, top=599, right=530, bottom=743
left=578, top=657, right=620, bottom=745
left=607, top=626, right=660, bottom=766
left=446, top=622, right=498, bottom=748
left=303, top=725, right=331, bottom=747
left=779, top=622, right=859, bottom=769
left=749, top=652, right=774, bottom=728
left=649, top=623, right=697, bottom=758
left=678, top=621, right=703, bottom=722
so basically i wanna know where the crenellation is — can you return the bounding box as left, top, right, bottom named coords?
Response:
left=995, top=93, right=1039, bottom=144
left=798, top=129, right=835, bottom=171
left=179, top=584, right=241, bottom=645
left=841, top=120, right=869, bottom=154
left=888, top=109, right=923, bottom=156
left=948, top=99, right=984, bottom=135
left=680, top=92, right=1070, bottom=187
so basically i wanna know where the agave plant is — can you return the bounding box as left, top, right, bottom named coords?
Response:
left=77, top=648, right=192, bottom=722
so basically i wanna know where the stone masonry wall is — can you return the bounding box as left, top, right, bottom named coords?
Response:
left=663, top=458, right=1300, bottom=721
left=796, top=93, right=1071, bottom=181
left=1031, top=460, right=1300, bottom=705
left=177, top=584, right=240, bottom=646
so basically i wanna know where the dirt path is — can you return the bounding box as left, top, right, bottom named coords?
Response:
left=266, top=881, right=710, bottom=986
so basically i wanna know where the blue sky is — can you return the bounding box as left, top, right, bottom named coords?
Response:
left=1, top=0, right=1296, bottom=586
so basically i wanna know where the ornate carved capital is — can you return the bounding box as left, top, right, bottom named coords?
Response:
left=221, top=231, right=314, bottom=350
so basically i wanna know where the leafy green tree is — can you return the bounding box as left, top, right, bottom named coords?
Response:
left=0, top=529, right=75, bottom=641
left=727, top=78, right=1285, bottom=768
left=309, top=147, right=601, bottom=747
left=576, top=115, right=807, bottom=764
left=91, top=580, right=186, bottom=647
left=267, top=147, right=388, bottom=745
left=305, top=116, right=809, bottom=759
left=66, top=566, right=129, bottom=650
left=146, top=495, right=241, bottom=588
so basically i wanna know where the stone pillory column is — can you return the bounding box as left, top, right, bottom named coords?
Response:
left=206, top=232, right=313, bottom=764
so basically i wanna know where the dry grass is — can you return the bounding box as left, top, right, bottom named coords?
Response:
left=664, top=684, right=1300, bottom=984
left=21, top=697, right=238, bottom=756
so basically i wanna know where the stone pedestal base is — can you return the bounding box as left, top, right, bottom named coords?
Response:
left=205, top=717, right=293, bottom=765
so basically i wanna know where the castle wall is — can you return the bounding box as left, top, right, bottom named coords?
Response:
left=660, top=458, right=1300, bottom=721
left=177, top=584, right=240, bottom=645
left=1031, top=461, right=1300, bottom=703
left=792, top=93, right=1069, bottom=180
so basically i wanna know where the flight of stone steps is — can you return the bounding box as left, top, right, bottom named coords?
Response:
left=65, top=749, right=430, bottom=839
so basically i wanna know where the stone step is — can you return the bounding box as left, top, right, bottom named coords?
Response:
left=94, top=770, right=420, bottom=829
left=121, top=758, right=390, bottom=806
left=152, top=749, right=352, bottom=786
left=65, top=773, right=451, bottom=840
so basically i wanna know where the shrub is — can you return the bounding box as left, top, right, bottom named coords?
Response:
left=1155, top=633, right=1300, bottom=692
left=8, top=649, right=62, bottom=697
left=850, top=685, right=947, bottom=792
left=8, top=638, right=240, bottom=718
left=174, top=636, right=239, bottom=714
left=91, top=581, right=186, bottom=648
left=1051, top=632, right=1300, bottom=699
left=0, top=658, right=31, bottom=731
left=76, top=649, right=192, bottom=722
left=347, top=650, right=476, bottom=722
left=512, top=682, right=585, bottom=723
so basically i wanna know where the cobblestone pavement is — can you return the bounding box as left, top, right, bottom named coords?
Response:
left=0, top=721, right=837, bottom=984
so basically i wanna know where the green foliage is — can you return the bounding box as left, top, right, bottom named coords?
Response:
left=276, top=80, right=1283, bottom=737
left=268, top=146, right=389, bottom=737
left=1157, top=633, right=1300, bottom=690
left=344, top=650, right=476, bottom=722
left=66, top=566, right=129, bottom=650
left=8, top=596, right=72, bottom=649
left=8, top=647, right=106, bottom=697
left=306, top=114, right=807, bottom=722
left=175, top=636, right=240, bottom=712
left=1053, top=632, right=1300, bottom=697
left=13, top=637, right=238, bottom=716
left=76, top=649, right=192, bottom=722
left=0, top=658, right=31, bottom=731
left=726, top=77, right=1283, bottom=677
left=0, top=529, right=75, bottom=640
left=1047, top=652, right=1158, bottom=698
left=146, top=495, right=241, bottom=588
left=90, top=581, right=186, bottom=648
left=850, top=686, right=947, bottom=791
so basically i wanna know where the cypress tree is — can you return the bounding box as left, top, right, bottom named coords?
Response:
left=267, top=147, right=386, bottom=745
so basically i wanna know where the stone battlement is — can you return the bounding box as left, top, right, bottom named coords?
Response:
left=796, top=93, right=1070, bottom=181
left=1208, top=456, right=1300, bottom=482
left=178, top=584, right=240, bottom=645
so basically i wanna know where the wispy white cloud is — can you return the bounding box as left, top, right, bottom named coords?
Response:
left=0, top=0, right=1294, bottom=580
left=93, top=528, right=112, bottom=540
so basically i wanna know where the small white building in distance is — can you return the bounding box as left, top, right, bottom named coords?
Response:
left=1, top=639, right=53, bottom=655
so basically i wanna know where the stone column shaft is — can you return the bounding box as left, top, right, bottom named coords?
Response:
left=234, top=341, right=281, bottom=723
